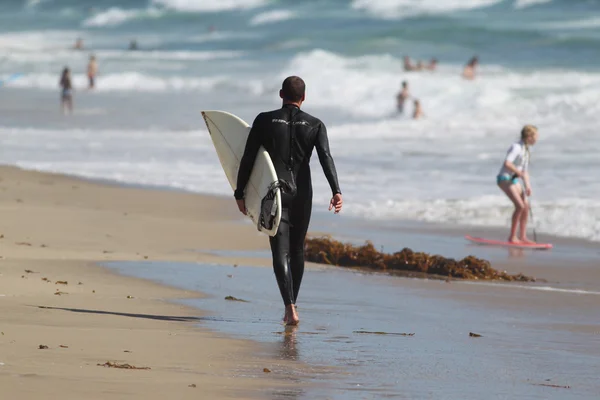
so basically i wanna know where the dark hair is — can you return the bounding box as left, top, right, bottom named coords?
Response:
left=402, top=80, right=407, bottom=87
left=281, top=76, right=305, bottom=102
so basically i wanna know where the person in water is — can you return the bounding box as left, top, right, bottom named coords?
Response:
left=463, top=56, right=479, bottom=80
left=73, top=38, right=83, bottom=50
left=426, top=58, right=438, bottom=71
left=396, top=81, right=410, bottom=113
left=413, top=99, right=423, bottom=119
left=496, top=125, right=539, bottom=244
left=235, top=76, right=343, bottom=325
left=59, top=67, right=73, bottom=115
left=87, top=55, right=98, bottom=89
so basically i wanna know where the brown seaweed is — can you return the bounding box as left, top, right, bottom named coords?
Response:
left=97, top=361, right=150, bottom=370
left=305, top=236, right=535, bottom=282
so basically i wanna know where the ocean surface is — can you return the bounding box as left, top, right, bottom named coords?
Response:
left=1, top=0, right=600, bottom=241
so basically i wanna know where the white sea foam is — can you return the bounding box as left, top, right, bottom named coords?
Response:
left=351, top=0, right=502, bottom=19
left=459, top=281, right=600, bottom=295
left=250, top=10, right=295, bottom=26
left=82, top=7, right=164, bottom=28
left=537, top=16, right=600, bottom=30
left=514, top=0, right=552, bottom=9
left=150, top=0, right=268, bottom=12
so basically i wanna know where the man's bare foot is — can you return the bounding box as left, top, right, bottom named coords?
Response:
left=508, top=236, right=522, bottom=244
left=283, top=304, right=299, bottom=326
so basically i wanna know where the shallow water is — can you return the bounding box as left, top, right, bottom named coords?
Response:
left=107, top=260, right=600, bottom=400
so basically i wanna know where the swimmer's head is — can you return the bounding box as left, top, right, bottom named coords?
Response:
left=280, top=76, right=305, bottom=103
left=402, top=81, right=407, bottom=88
left=521, top=124, right=538, bottom=146
left=468, top=56, right=479, bottom=66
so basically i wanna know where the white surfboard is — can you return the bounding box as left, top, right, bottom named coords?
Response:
left=202, top=110, right=282, bottom=236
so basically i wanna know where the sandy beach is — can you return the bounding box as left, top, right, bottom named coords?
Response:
left=0, top=166, right=305, bottom=399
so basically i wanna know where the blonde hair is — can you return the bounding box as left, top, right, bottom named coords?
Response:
left=520, top=125, right=538, bottom=141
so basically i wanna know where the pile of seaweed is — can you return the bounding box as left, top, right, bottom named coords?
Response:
left=305, top=236, right=535, bottom=282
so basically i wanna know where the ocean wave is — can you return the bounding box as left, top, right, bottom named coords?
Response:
left=150, top=0, right=268, bottom=12
left=514, top=0, right=552, bottom=9
left=347, top=196, right=600, bottom=242
left=351, top=0, right=503, bottom=19
left=6, top=71, right=265, bottom=94
left=537, top=16, right=600, bottom=30
left=82, top=7, right=164, bottom=28
left=250, top=10, right=295, bottom=26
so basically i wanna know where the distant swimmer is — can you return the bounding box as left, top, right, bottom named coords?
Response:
left=426, top=58, right=438, bottom=71
left=413, top=99, right=424, bottom=119
left=403, top=56, right=417, bottom=72
left=496, top=125, right=539, bottom=244
left=396, top=81, right=410, bottom=113
left=73, top=38, right=83, bottom=50
left=59, top=67, right=73, bottom=115
left=87, top=55, right=97, bottom=89
left=129, top=39, right=138, bottom=51
left=463, top=56, right=479, bottom=80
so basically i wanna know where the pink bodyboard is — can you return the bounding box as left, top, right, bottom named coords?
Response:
left=465, top=235, right=553, bottom=250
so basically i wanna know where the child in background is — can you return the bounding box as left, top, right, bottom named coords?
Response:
left=59, top=67, right=73, bottom=115
left=496, top=125, right=539, bottom=243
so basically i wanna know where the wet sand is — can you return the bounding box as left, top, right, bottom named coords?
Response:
left=0, top=166, right=302, bottom=399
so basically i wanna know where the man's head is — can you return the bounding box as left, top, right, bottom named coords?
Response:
left=280, top=76, right=305, bottom=104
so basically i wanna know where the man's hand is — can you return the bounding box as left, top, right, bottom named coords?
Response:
left=236, top=199, right=247, bottom=215
left=329, top=193, right=343, bottom=214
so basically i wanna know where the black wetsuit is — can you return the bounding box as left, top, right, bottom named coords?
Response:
left=235, top=104, right=341, bottom=306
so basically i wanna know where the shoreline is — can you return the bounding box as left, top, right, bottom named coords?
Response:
left=4, top=162, right=600, bottom=252
left=0, top=165, right=313, bottom=399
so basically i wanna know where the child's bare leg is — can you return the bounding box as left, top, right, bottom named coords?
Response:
left=498, top=182, right=526, bottom=243
left=518, top=199, right=535, bottom=243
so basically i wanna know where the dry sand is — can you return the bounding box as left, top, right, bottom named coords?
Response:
left=0, top=166, right=301, bottom=399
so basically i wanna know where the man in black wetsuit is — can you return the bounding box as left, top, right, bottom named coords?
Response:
left=234, top=76, right=343, bottom=325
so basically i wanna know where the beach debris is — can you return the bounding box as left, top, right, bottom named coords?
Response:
left=532, top=383, right=571, bottom=389
left=0, top=234, right=4, bottom=239
left=305, top=236, right=536, bottom=282
left=78, top=282, right=83, bottom=285
left=24, top=269, right=37, bottom=274
left=233, top=264, right=238, bottom=268
left=103, top=250, right=113, bottom=254
left=40, top=244, right=47, bottom=248
left=38, top=345, right=49, bottom=350
left=16, top=199, right=23, bottom=203
left=469, top=332, right=483, bottom=338
left=127, top=295, right=134, bottom=299
left=188, top=384, right=197, bottom=388
left=92, top=290, right=96, bottom=293
left=227, top=274, right=233, bottom=278
left=42, top=277, right=50, bottom=282
left=224, top=296, right=248, bottom=302
left=144, top=256, right=149, bottom=259
left=1, top=332, right=4, bottom=335
left=263, top=368, right=271, bottom=373
left=15, top=242, right=32, bottom=246
left=21, top=275, right=25, bottom=279
left=59, top=345, right=68, bottom=348
left=124, top=350, right=131, bottom=353
left=97, top=361, right=150, bottom=370
left=353, top=330, right=415, bottom=336
left=55, top=281, right=68, bottom=285
left=54, top=290, right=68, bottom=296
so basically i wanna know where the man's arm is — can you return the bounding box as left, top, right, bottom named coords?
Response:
left=315, top=122, right=341, bottom=196
left=234, top=115, right=263, bottom=200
